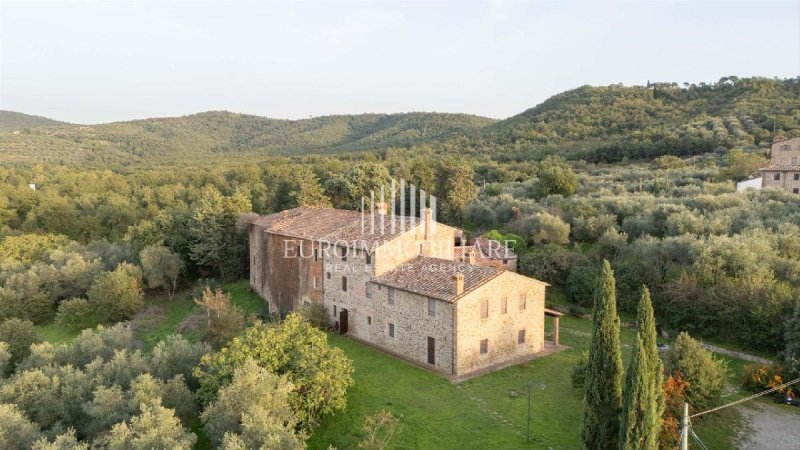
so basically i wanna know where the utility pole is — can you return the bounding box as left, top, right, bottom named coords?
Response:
left=680, top=402, right=689, bottom=450
left=526, top=384, right=531, bottom=443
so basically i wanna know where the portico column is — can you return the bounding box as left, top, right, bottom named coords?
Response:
left=553, top=316, right=560, bottom=346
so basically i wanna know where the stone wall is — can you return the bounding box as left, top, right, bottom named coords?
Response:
left=250, top=225, right=322, bottom=315
left=455, top=272, right=546, bottom=376
left=323, top=241, right=456, bottom=375
left=772, top=138, right=800, bottom=165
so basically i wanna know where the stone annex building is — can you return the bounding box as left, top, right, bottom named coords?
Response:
left=249, top=206, right=561, bottom=380
left=762, top=136, right=800, bottom=194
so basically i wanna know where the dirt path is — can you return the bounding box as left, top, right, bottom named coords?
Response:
left=737, top=400, right=800, bottom=449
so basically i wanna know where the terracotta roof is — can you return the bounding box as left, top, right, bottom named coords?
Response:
left=473, top=237, right=517, bottom=259
left=372, top=256, right=503, bottom=302
left=252, top=207, right=421, bottom=250
left=761, top=165, right=800, bottom=171
left=454, top=246, right=488, bottom=264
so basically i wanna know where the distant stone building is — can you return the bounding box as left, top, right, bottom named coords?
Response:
left=761, top=137, right=800, bottom=194
left=249, top=206, right=559, bottom=380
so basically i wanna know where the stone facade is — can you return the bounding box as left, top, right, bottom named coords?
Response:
left=761, top=137, right=800, bottom=194
left=249, top=206, right=551, bottom=380
left=454, top=272, right=545, bottom=376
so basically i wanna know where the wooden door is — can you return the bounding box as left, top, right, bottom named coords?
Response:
left=339, top=309, right=348, bottom=335
left=427, top=337, right=435, bottom=365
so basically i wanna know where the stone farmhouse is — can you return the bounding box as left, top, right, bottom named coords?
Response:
left=249, top=206, right=560, bottom=380
left=762, top=137, right=800, bottom=194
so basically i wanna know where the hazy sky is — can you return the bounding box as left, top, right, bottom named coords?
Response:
left=1, top=1, right=798, bottom=124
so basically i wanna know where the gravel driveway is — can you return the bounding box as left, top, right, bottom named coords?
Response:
left=737, top=400, right=800, bottom=449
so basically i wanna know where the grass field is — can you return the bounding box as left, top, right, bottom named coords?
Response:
left=308, top=305, right=745, bottom=450
left=34, top=280, right=748, bottom=450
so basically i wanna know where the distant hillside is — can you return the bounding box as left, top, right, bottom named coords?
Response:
left=0, top=111, right=494, bottom=166
left=0, top=110, right=70, bottom=132
left=485, top=77, right=800, bottom=161
left=1, top=77, right=798, bottom=166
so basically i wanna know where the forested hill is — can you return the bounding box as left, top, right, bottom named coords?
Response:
left=0, top=110, right=70, bottom=132
left=1, top=77, right=798, bottom=167
left=0, top=111, right=494, bottom=166
left=485, top=77, right=800, bottom=162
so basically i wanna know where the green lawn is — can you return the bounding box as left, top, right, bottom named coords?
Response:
left=308, top=289, right=746, bottom=450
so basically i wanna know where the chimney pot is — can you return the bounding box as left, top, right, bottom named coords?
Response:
left=453, top=272, right=464, bottom=296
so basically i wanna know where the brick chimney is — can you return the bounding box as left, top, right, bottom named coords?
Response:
left=424, top=207, right=432, bottom=239
left=453, top=272, right=464, bottom=296
left=376, top=202, right=388, bottom=215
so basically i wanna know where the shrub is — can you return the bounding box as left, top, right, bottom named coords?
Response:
left=742, top=364, right=792, bottom=397
left=358, top=409, right=401, bottom=450
left=571, top=351, right=589, bottom=388
left=0, top=290, right=53, bottom=325
left=193, top=288, right=246, bottom=348
left=0, top=403, right=43, bottom=450
left=297, top=303, right=328, bottom=329
left=665, top=332, right=727, bottom=410
left=148, top=334, right=210, bottom=389
left=105, top=400, right=196, bottom=450
left=0, top=318, right=41, bottom=368
left=201, top=359, right=300, bottom=448
left=0, top=342, right=11, bottom=376
left=660, top=372, right=688, bottom=450
left=531, top=213, right=570, bottom=245
left=195, top=314, right=354, bottom=427
left=566, top=263, right=599, bottom=307
left=55, top=298, right=94, bottom=329
left=87, top=267, right=144, bottom=322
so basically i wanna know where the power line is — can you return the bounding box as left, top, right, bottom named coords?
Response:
left=690, top=376, right=800, bottom=419
left=689, top=427, right=709, bottom=450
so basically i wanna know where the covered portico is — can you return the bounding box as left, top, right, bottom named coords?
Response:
left=545, top=308, right=563, bottom=346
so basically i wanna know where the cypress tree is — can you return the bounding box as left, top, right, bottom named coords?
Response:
left=581, top=260, right=623, bottom=450
left=619, top=286, right=664, bottom=450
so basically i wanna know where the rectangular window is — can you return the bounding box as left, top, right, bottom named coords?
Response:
left=428, top=299, right=436, bottom=317
left=333, top=305, right=337, bottom=316
left=366, top=282, right=372, bottom=299
left=794, top=188, right=799, bottom=194
left=367, top=316, right=372, bottom=325
left=501, top=297, right=508, bottom=314
left=388, top=287, right=395, bottom=305
left=313, top=277, right=318, bottom=289
left=341, top=276, right=347, bottom=292
left=389, top=323, right=395, bottom=338
left=366, top=252, right=372, bottom=265
left=480, top=339, right=488, bottom=354
left=518, top=329, right=526, bottom=344
left=296, top=245, right=301, bottom=258
left=775, top=173, right=781, bottom=181
left=326, top=272, right=331, bottom=280
left=794, top=173, right=799, bottom=181
left=480, top=299, right=489, bottom=319
left=519, top=293, right=527, bottom=310
left=313, top=249, right=319, bottom=261
left=340, top=246, right=347, bottom=261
